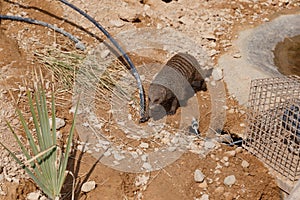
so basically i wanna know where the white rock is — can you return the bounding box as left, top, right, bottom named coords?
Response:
left=113, top=152, right=125, bottom=161
left=202, top=33, right=216, bottom=40
left=103, top=150, right=111, bottom=157
left=199, top=194, right=209, bottom=200
left=113, top=161, right=120, bottom=165
left=139, top=142, right=149, bottom=149
left=215, top=186, right=225, bottom=194
left=167, top=146, right=177, bottom=152
left=81, top=181, right=96, bottom=193
left=178, top=15, right=193, bottom=25
left=194, top=169, right=205, bottom=183
left=26, top=191, right=41, bottom=200
left=141, top=154, right=148, bottom=162
left=142, top=162, right=152, bottom=170
left=100, top=50, right=111, bottom=59
left=49, top=117, right=65, bottom=130
left=109, top=19, right=125, bottom=28
left=39, top=196, right=49, bottom=200
left=77, top=145, right=86, bottom=152
left=130, top=151, right=139, bottom=159
left=119, top=9, right=140, bottom=22
left=233, top=53, right=241, bottom=58
left=75, top=42, right=86, bottom=51
left=212, top=68, right=223, bottom=81
left=198, top=180, right=208, bottom=189
left=235, top=147, right=243, bottom=154
left=210, top=49, right=218, bottom=57
left=210, top=80, right=216, bottom=86
left=222, top=156, right=229, bottom=162
left=241, top=160, right=250, bottom=168
left=204, top=141, right=215, bottom=149
left=128, top=114, right=132, bottom=121
left=224, top=175, right=236, bottom=186
left=135, top=174, right=150, bottom=187
left=225, top=150, right=236, bottom=157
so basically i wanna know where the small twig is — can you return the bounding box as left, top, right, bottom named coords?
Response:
left=208, top=127, right=233, bottom=144
left=65, top=170, right=76, bottom=200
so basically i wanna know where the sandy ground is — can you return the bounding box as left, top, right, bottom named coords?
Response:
left=0, top=0, right=299, bottom=199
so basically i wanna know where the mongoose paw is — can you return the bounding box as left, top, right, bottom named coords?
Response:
left=167, top=110, right=176, bottom=115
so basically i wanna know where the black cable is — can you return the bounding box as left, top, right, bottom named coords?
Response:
left=58, top=0, right=148, bottom=122
left=0, top=15, right=85, bottom=50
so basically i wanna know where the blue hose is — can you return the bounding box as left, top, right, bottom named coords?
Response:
left=58, top=0, right=148, bottom=122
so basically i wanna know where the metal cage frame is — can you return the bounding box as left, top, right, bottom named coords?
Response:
left=243, top=75, right=300, bottom=187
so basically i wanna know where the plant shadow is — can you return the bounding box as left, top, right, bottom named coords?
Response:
left=61, top=136, right=104, bottom=200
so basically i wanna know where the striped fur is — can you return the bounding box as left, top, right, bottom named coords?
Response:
left=148, top=52, right=210, bottom=118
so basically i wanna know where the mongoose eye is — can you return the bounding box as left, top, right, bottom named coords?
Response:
left=153, top=98, right=160, bottom=103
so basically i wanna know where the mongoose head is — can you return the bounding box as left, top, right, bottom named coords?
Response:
left=148, top=83, right=167, bottom=109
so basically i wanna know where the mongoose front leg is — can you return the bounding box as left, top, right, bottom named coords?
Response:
left=167, top=97, right=179, bottom=115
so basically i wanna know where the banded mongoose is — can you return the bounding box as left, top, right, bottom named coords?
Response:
left=148, top=52, right=211, bottom=118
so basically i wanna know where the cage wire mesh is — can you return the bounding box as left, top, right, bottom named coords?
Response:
left=243, top=75, right=300, bottom=183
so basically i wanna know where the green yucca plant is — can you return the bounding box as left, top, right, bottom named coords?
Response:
left=0, top=86, right=78, bottom=200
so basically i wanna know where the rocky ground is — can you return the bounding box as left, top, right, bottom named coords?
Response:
left=0, top=0, right=299, bottom=199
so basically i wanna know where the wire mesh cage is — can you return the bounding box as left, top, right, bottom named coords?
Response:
left=243, top=75, right=300, bottom=183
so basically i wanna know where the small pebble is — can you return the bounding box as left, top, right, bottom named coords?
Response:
left=142, top=162, right=152, bottom=170
left=241, top=160, right=250, bottom=168
left=199, top=180, right=208, bottom=189
left=224, top=192, right=235, bottom=200
left=224, top=162, right=230, bottom=167
left=235, top=147, right=243, bottom=154
left=224, top=175, right=236, bottom=186
left=109, top=19, right=125, bottom=28
left=215, top=186, right=225, bottom=194
left=222, top=156, right=229, bottom=162
left=103, top=151, right=111, bottom=157
left=199, top=194, right=209, bottom=200
left=168, top=146, right=177, bottom=152
left=49, top=117, right=66, bottom=130
left=100, top=50, right=111, bottom=58
left=39, top=196, right=48, bottom=200
left=113, top=152, right=125, bottom=161
left=26, top=191, right=41, bottom=200
left=212, top=68, right=223, bottom=81
left=194, top=169, right=205, bottom=183
left=204, top=141, right=215, bottom=149
left=141, top=154, right=148, bottom=162
left=75, top=42, right=86, bottom=51
left=81, top=181, right=96, bottom=193
left=225, top=150, right=236, bottom=157
left=139, top=142, right=149, bottom=149
left=135, top=174, right=149, bottom=187
left=233, top=53, right=241, bottom=58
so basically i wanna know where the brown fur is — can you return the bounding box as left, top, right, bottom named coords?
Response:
left=148, top=53, right=210, bottom=118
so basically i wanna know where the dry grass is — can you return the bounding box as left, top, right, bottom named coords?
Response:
left=34, top=45, right=133, bottom=105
